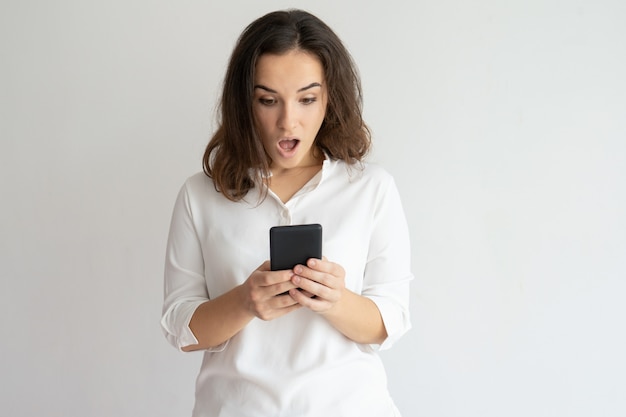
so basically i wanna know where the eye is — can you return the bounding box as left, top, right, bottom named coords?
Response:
left=258, top=97, right=277, bottom=106
left=301, top=97, right=317, bottom=105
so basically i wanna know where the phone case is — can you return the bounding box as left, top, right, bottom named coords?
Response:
left=270, top=224, right=323, bottom=271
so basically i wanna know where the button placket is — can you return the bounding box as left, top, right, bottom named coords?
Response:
left=279, top=207, right=292, bottom=225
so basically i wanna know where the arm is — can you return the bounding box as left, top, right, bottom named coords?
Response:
left=289, top=175, right=412, bottom=348
left=182, top=262, right=305, bottom=352
left=161, top=182, right=304, bottom=352
left=290, top=259, right=387, bottom=345
left=181, top=285, right=252, bottom=352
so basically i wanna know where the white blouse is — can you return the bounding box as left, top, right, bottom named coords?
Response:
left=162, top=157, right=413, bottom=417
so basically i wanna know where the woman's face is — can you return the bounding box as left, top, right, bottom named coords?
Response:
left=253, top=50, right=328, bottom=172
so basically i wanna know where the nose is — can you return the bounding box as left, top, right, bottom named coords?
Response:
left=277, top=103, right=298, bottom=131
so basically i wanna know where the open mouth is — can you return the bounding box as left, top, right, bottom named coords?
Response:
left=278, top=139, right=299, bottom=151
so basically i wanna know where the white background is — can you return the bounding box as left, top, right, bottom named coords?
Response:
left=1, top=1, right=625, bottom=416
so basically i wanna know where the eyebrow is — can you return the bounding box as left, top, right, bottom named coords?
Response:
left=254, top=82, right=322, bottom=94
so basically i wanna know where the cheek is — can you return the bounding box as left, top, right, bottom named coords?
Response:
left=317, top=101, right=328, bottom=124
left=314, top=108, right=326, bottom=128
left=255, top=117, right=274, bottom=148
left=254, top=111, right=273, bottom=134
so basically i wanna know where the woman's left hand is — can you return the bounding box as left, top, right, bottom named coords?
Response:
left=289, top=257, right=346, bottom=313
left=290, top=257, right=387, bottom=345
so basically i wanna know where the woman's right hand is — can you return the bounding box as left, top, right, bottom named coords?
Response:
left=240, top=261, right=305, bottom=320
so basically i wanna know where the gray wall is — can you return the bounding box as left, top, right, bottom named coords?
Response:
left=1, top=1, right=625, bottom=416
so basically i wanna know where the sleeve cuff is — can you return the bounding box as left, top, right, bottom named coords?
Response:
left=367, top=295, right=412, bottom=351
left=161, top=299, right=229, bottom=353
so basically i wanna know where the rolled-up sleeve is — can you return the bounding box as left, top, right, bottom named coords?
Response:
left=362, top=176, right=413, bottom=351
left=160, top=183, right=226, bottom=352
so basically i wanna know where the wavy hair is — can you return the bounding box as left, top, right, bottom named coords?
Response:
left=203, top=9, right=371, bottom=201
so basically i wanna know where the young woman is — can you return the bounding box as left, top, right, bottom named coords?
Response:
left=162, top=9, right=413, bottom=416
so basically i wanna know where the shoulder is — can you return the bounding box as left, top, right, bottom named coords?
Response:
left=321, top=159, right=399, bottom=206
left=331, top=159, right=395, bottom=187
left=173, top=172, right=220, bottom=208
left=183, top=172, right=213, bottom=192
left=360, top=161, right=393, bottom=181
left=178, top=172, right=260, bottom=208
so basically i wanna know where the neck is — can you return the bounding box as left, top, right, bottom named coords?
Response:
left=270, top=149, right=324, bottom=177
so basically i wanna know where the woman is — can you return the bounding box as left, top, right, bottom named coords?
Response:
left=162, top=9, right=413, bottom=416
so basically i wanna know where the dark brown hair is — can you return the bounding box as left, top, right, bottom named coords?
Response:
left=203, top=9, right=371, bottom=201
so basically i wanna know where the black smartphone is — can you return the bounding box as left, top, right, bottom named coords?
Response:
left=270, top=224, right=323, bottom=271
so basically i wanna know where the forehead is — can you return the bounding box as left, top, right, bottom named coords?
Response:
left=254, top=50, right=325, bottom=89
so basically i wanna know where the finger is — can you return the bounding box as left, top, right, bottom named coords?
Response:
left=273, top=292, right=301, bottom=308
left=293, top=264, right=332, bottom=288
left=257, top=260, right=272, bottom=272
left=299, top=289, right=316, bottom=298
left=306, top=258, right=344, bottom=277
left=289, top=288, right=329, bottom=310
left=254, top=269, right=295, bottom=288
left=292, top=274, right=333, bottom=300
left=272, top=279, right=300, bottom=296
left=256, top=300, right=302, bottom=321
